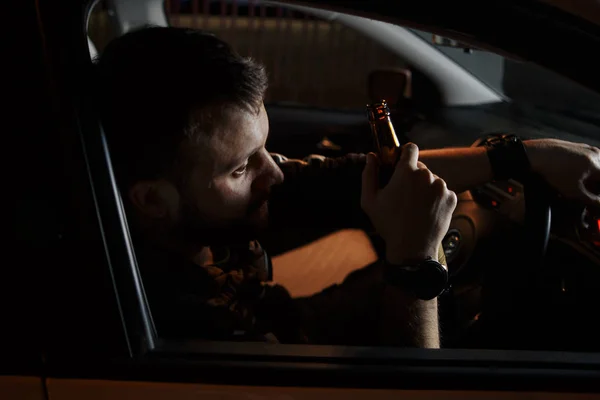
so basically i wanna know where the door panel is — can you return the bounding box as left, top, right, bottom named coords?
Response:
left=46, top=379, right=600, bottom=400
left=0, top=376, right=45, bottom=400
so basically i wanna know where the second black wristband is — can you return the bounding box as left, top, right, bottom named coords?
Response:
left=482, top=134, right=531, bottom=182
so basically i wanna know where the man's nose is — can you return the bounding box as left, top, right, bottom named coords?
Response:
left=264, top=151, right=284, bottom=186
left=254, top=150, right=284, bottom=190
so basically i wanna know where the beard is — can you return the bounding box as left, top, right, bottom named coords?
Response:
left=174, top=194, right=271, bottom=246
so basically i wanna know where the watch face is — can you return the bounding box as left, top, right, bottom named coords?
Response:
left=414, top=261, right=448, bottom=300
left=383, top=260, right=449, bottom=300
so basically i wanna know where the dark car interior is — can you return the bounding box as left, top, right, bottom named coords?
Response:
left=261, top=60, right=600, bottom=352
left=84, top=0, right=600, bottom=353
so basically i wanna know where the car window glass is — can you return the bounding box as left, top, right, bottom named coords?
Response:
left=87, top=0, right=119, bottom=58
left=88, top=0, right=600, bottom=356
left=167, top=0, right=407, bottom=110
left=410, top=28, right=600, bottom=116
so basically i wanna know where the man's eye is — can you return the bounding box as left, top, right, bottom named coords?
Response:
left=232, top=164, right=248, bottom=177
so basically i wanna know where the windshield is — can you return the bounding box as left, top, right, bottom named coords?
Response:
left=410, top=28, right=600, bottom=120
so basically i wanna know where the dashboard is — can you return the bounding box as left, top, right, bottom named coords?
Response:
left=470, top=179, right=524, bottom=217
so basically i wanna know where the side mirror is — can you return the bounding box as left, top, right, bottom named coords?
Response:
left=367, top=68, right=412, bottom=109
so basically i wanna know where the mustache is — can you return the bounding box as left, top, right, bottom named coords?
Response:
left=246, top=190, right=271, bottom=215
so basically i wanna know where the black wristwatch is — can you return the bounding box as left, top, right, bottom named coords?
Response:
left=480, top=133, right=531, bottom=182
left=383, top=257, right=449, bottom=300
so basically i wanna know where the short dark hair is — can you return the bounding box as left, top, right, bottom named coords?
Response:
left=95, top=26, right=268, bottom=189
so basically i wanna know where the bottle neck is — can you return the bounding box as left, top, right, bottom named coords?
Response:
left=370, top=116, right=400, bottom=166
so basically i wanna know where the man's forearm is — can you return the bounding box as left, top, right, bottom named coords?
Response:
left=418, top=146, right=492, bottom=193
left=414, top=298, right=440, bottom=348
left=380, top=247, right=446, bottom=349
left=360, top=265, right=441, bottom=348
left=419, top=140, right=541, bottom=193
left=380, top=287, right=440, bottom=348
left=298, top=260, right=440, bottom=348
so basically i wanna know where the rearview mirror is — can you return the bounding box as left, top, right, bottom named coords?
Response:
left=367, top=68, right=412, bottom=109
left=432, top=34, right=475, bottom=54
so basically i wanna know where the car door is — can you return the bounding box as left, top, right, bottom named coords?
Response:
left=23, top=0, right=600, bottom=399
left=5, top=0, right=57, bottom=398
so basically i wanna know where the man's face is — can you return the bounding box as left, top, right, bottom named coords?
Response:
left=161, top=105, right=283, bottom=245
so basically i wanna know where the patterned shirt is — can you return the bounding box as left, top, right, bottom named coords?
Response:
left=138, top=153, right=445, bottom=345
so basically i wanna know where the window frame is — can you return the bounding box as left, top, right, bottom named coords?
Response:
left=37, top=0, right=600, bottom=392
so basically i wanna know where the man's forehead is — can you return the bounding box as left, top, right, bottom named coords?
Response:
left=186, top=106, right=268, bottom=174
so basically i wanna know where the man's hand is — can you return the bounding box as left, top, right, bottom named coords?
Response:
left=527, top=139, right=600, bottom=206
left=361, top=143, right=457, bottom=264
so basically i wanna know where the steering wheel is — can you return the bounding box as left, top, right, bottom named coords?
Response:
left=464, top=135, right=554, bottom=349
left=521, top=173, right=552, bottom=272
left=471, top=135, right=552, bottom=271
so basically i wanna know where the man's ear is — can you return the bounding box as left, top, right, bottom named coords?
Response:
left=128, top=180, right=179, bottom=220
